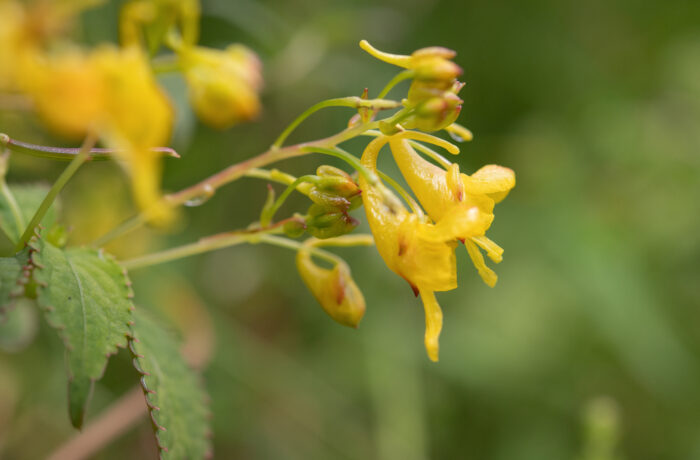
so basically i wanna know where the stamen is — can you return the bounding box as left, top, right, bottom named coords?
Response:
left=471, top=235, right=503, bottom=263
left=464, top=239, right=498, bottom=287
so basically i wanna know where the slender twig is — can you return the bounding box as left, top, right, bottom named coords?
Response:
left=92, top=120, right=381, bottom=247
left=376, top=70, right=414, bottom=99
left=272, top=97, right=399, bottom=148
left=0, top=133, right=180, bottom=161
left=299, top=146, right=379, bottom=186
left=15, top=134, right=97, bottom=251
left=260, top=175, right=317, bottom=227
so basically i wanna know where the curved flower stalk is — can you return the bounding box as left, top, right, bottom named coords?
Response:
left=389, top=133, right=515, bottom=287
left=296, top=239, right=366, bottom=328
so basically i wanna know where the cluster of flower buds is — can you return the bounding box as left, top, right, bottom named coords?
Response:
left=280, top=165, right=362, bottom=240
left=305, top=165, right=361, bottom=239
left=360, top=40, right=464, bottom=133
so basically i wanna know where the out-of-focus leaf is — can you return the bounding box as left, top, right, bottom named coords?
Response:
left=0, top=249, right=30, bottom=318
left=31, top=238, right=134, bottom=429
left=0, top=183, right=59, bottom=243
left=130, top=308, right=211, bottom=460
left=0, top=299, right=39, bottom=352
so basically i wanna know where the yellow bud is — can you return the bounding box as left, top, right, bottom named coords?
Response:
left=403, top=93, right=463, bottom=132
left=296, top=248, right=366, bottom=328
left=181, top=44, right=263, bottom=129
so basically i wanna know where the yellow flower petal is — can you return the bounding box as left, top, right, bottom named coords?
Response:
left=464, top=165, right=516, bottom=203
left=420, top=289, right=443, bottom=362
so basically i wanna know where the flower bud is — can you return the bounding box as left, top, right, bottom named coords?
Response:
left=306, top=204, right=358, bottom=239
left=296, top=249, right=366, bottom=328
left=413, top=57, right=462, bottom=83
left=402, top=93, right=463, bottom=132
left=180, top=44, right=262, bottom=129
left=282, top=217, right=306, bottom=238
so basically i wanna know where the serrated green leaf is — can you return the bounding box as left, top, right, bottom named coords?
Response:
left=130, top=309, right=211, bottom=460
left=0, top=249, right=30, bottom=317
left=31, top=239, right=133, bottom=428
left=0, top=183, right=59, bottom=243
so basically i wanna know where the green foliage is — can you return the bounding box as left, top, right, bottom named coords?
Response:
left=30, top=238, right=134, bottom=428
left=130, top=308, right=211, bottom=460
left=0, top=249, right=30, bottom=317
left=0, top=184, right=58, bottom=244
left=0, top=299, right=39, bottom=352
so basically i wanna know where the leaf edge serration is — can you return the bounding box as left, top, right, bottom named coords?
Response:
left=29, top=232, right=136, bottom=429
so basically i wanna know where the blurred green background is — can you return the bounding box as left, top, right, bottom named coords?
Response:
left=2, top=0, right=700, bottom=458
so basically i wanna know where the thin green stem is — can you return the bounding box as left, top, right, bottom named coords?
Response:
left=0, top=133, right=179, bottom=161
left=254, top=234, right=344, bottom=266
left=273, top=97, right=399, bottom=148
left=260, top=175, right=318, bottom=227
left=307, top=234, right=374, bottom=249
left=121, top=224, right=372, bottom=271
left=92, top=120, right=382, bottom=247
left=300, top=146, right=378, bottom=186
left=122, top=233, right=250, bottom=270
left=0, top=150, right=25, bottom=238
left=376, top=70, right=414, bottom=99
left=0, top=181, right=24, bottom=238
left=15, top=134, right=96, bottom=251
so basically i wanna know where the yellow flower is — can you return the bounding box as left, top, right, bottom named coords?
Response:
left=179, top=44, right=263, bottom=129
left=21, top=45, right=174, bottom=224
left=0, top=0, right=94, bottom=90
left=359, top=135, right=488, bottom=361
left=389, top=132, right=515, bottom=287
left=296, top=241, right=366, bottom=328
left=93, top=46, right=174, bottom=224
left=21, top=49, right=105, bottom=138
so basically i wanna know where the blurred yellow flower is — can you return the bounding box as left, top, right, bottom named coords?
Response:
left=179, top=44, right=263, bottom=129
left=0, top=0, right=95, bottom=90
left=296, top=241, right=366, bottom=328
left=94, top=46, right=174, bottom=224
left=21, top=45, right=174, bottom=224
